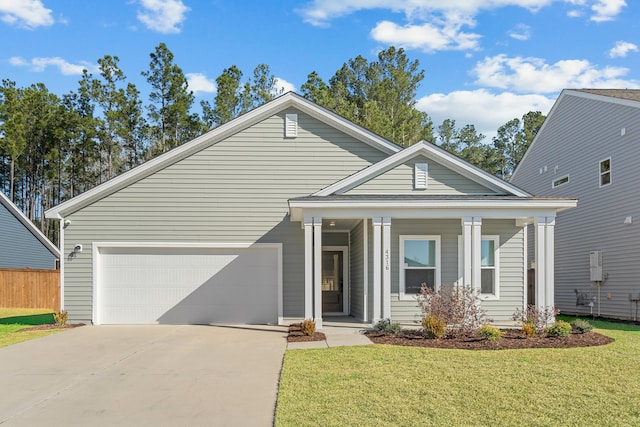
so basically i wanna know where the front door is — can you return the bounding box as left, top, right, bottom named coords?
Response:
left=322, top=249, right=347, bottom=314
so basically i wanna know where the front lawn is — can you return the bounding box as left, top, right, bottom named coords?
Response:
left=276, top=318, right=640, bottom=426
left=0, top=308, right=64, bottom=348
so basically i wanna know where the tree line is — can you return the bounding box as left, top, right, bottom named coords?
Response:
left=0, top=44, right=542, bottom=244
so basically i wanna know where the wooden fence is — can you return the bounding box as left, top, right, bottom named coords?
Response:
left=0, top=268, right=60, bottom=310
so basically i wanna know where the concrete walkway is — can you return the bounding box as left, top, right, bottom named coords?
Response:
left=0, top=325, right=286, bottom=427
left=286, top=323, right=374, bottom=350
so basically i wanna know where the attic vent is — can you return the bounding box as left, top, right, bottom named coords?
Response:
left=285, top=114, right=298, bottom=138
left=414, top=163, right=428, bottom=189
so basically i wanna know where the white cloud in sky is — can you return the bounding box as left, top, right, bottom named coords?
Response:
left=186, top=73, right=216, bottom=95
left=137, top=0, right=189, bottom=34
left=10, top=56, right=96, bottom=75
left=508, top=23, right=531, bottom=40
left=275, top=77, right=296, bottom=94
left=0, top=0, right=54, bottom=29
left=417, top=89, right=555, bottom=140
left=590, top=0, right=626, bottom=22
left=370, top=19, right=481, bottom=52
left=472, top=54, right=639, bottom=93
left=609, top=40, right=638, bottom=58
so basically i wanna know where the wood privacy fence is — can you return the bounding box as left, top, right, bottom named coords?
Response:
left=0, top=268, right=60, bottom=310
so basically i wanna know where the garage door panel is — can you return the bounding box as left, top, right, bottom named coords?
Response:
left=97, top=246, right=279, bottom=325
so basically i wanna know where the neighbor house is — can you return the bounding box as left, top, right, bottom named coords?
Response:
left=1, top=190, right=60, bottom=270
left=512, top=89, right=640, bottom=321
left=45, top=93, right=575, bottom=327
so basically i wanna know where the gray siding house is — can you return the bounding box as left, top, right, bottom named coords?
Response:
left=1, top=191, right=60, bottom=269
left=46, top=93, right=575, bottom=326
left=512, top=89, right=640, bottom=320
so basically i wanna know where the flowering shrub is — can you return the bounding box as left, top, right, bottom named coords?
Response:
left=512, top=305, right=559, bottom=333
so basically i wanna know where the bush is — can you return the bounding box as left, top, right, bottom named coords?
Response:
left=521, top=321, right=536, bottom=338
left=546, top=320, right=572, bottom=337
left=422, top=315, right=446, bottom=339
left=375, top=318, right=402, bottom=334
left=53, top=310, right=68, bottom=326
left=512, top=305, right=559, bottom=333
left=417, top=284, right=487, bottom=337
left=571, top=319, right=593, bottom=334
left=477, top=324, right=503, bottom=341
left=300, top=319, right=316, bottom=336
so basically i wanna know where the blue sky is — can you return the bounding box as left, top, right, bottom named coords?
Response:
left=1, top=0, right=638, bottom=140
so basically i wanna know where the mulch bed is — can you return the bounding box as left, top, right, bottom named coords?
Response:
left=365, top=328, right=613, bottom=350
left=287, top=323, right=327, bottom=342
left=18, top=323, right=86, bottom=332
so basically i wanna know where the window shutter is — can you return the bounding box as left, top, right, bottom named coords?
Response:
left=414, top=163, right=428, bottom=189
left=285, top=114, right=298, bottom=138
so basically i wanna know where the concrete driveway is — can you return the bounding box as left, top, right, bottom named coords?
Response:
left=0, top=325, right=287, bottom=426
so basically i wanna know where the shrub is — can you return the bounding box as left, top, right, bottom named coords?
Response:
left=512, top=305, right=559, bottom=333
left=300, top=319, right=316, bottom=336
left=521, top=321, right=536, bottom=338
left=546, top=320, right=572, bottom=337
left=375, top=318, right=402, bottom=334
left=53, top=310, right=68, bottom=326
left=477, top=324, right=503, bottom=341
left=422, top=315, right=446, bottom=339
left=417, top=284, right=487, bottom=337
left=571, top=319, right=593, bottom=334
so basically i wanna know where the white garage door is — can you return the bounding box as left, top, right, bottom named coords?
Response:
left=95, top=244, right=281, bottom=325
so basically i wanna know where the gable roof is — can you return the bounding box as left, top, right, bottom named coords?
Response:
left=314, top=140, right=531, bottom=197
left=0, top=191, right=60, bottom=258
left=45, top=92, right=402, bottom=219
left=512, top=88, right=640, bottom=180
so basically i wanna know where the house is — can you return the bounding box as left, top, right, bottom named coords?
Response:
left=1, top=190, right=60, bottom=269
left=45, top=93, right=575, bottom=326
left=512, top=89, right=640, bottom=321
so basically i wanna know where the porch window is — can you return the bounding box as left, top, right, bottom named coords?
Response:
left=399, top=235, right=440, bottom=300
left=481, top=236, right=499, bottom=298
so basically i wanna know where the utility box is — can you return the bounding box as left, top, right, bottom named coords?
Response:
left=590, top=250, right=603, bottom=282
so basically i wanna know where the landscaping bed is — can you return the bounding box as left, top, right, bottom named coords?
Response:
left=286, top=323, right=326, bottom=342
left=365, top=328, right=613, bottom=350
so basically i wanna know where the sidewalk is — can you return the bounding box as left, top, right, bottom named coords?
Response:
left=286, top=322, right=373, bottom=350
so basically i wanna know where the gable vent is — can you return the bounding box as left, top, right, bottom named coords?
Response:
left=285, top=114, right=298, bottom=138
left=414, top=163, right=428, bottom=189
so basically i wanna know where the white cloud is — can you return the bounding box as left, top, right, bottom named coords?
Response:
left=417, top=89, right=555, bottom=140
left=0, top=0, right=54, bottom=29
left=590, top=0, right=626, bottom=22
left=370, top=19, right=481, bottom=52
left=609, top=40, right=638, bottom=58
left=10, top=56, right=97, bottom=75
left=472, top=54, right=639, bottom=93
left=508, top=23, right=531, bottom=41
left=274, top=77, right=296, bottom=94
left=186, top=73, right=216, bottom=95
left=137, top=0, right=189, bottom=34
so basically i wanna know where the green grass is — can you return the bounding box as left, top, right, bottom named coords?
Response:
left=276, top=318, right=640, bottom=426
left=0, top=308, right=63, bottom=348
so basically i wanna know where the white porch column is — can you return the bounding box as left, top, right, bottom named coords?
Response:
left=313, top=217, right=323, bottom=329
left=461, top=217, right=472, bottom=287
left=382, top=217, right=391, bottom=319
left=544, top=217, right=556, bottom=309
left=534, top=216, right=547, bottom=312
left=372, top=217, right=382, bottom=322
left=471, top=217, right=482, bottom=292
left=304, top=218, right=313, bottom=320
left=362, top=219, right=369, bottom=323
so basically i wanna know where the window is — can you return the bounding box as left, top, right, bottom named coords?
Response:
left=399, top=235, right=440, bottom=299
left=414, top=163, right=428, bottom=189
left=552, top=175, right=569, bottom=188
left=599, top=158, right=611, bottom=187
left=481, top=236, right=499, bottom=297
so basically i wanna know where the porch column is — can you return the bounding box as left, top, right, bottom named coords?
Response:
left=534, top=217, right=546, bottom=311
left=313, top=217, right=323, bottom=329
left=372, top=217, right=382, bottom=322
left=471, top=217, right=482, bottom=292
left=304, top=218, right=313, bottom=319
left=461, top=217, right=472, bottom=287
left=544, top=218, right=555, bottom=309
left=382, top=217, right=391, bottom=319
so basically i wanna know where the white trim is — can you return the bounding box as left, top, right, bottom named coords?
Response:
left=313, top=218, right=323, bottom=328
left=46, top=92, right=400, bottom=219
left=552, top=175, right=569, bottom=189
left=313, top=141, right=530, bottom=197
left=382, top=217, right=391, bottom=319
left=372, top=218, right=382, bottom=322
left=0, top=190, right=60, bottom=259
left=599, top=157, right=612, bottom=187
left=414, top=163, right=428, bottom=189
left=399, top=235, right=441, bottom=301
left=471, top=217, right=482, bottom=292
left=59, top=219, right=65, bottom=310
left=523, top=223, right=528, bottom=309
left=304, top=218, right=313, bottom=319
left=91, top=242, right=284, bottom=326
left=480, top=235, right=500, bottom=300
left=322, top=246, right=349, bottom=315
left=461, top=217, right=472, bottom=287
left=362, top=218, right=368, bottom=323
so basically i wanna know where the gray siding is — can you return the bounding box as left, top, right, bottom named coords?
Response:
left=0, top=203, right=57, bottom=269
left=63, top=109, right=387, bottom=323
left=345, top=154, right=493, bottom=195
left=349, top=221, right=365, bottom=321
left=512, top=92, right=640, bottom=319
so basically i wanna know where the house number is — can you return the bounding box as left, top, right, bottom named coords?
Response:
left=384, top=249, right=390, bottom=271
